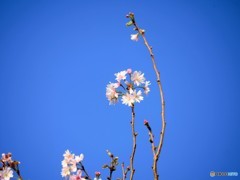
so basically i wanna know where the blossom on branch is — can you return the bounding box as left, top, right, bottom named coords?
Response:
left=61, top=150, right=85, bottom=179
left=130, top=33, right=139, bottom=41
left=131, top=71, right=145, bottom=86
left=121, top=91, right=135, bottom=106
left=69, top=170, right=86, bottom=180
left=115, top=70, right=127, bottom=82
left=0, top=167, right=13, bottom=180
left=106, top=83, right=120, bottom=105
left=144, top=81, right=151, bottom=95
left=0, top=152, right=22, bottom=180
left=106, top=69, right=150, bottom=107
left=1, top=153, right=12, bottom=163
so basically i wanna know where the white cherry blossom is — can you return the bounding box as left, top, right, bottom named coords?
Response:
left=122, top=92, right=135, bottom=106
left=115, top=70, right=127, bottom=82
left=131, top=71, right=145, bottom=86
left=130, top=33, right=139, bottom=41
left=0, top=167, right=13, bottom=180
left=144, top=81, right=151, bottom=94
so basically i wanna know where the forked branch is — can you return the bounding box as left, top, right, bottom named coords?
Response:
left=126, top=12, right=166, bottom=180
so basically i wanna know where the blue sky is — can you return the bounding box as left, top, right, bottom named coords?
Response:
left=0, top=0, right=240, bottom=179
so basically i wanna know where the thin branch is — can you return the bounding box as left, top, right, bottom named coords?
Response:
left=103, top=150, right=119, bottom=180
left=121, top=163, right=130, bottom=180
left=121, top=163, right=125, bottom=180
left=79, top=162, right=91, bottom=179
left=144, top=120, right=156, bottom=156
left=130, top=104, right=137, bottom=180
left=127, top=12, right=167, bottom=180
left=108, top=168, right=113, bottom=180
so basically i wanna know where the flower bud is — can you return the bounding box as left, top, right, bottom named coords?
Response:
left=127, top=68, right=132, bottom=74
left=144, top=119, right=149, bottom=125
left=95, top=171, right=101, bottom=177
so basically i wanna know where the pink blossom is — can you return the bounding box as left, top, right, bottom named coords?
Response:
left=127, top=68, right=132, bottom=74
left=69, top=170, right=85, bottom=180
left=144, top=120, right=149, bottom=125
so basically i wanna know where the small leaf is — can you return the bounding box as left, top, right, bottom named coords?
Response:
left=126, top=21, right=133, bottom=26
left=102, top=164, right=109, bottom=169
left=113, top=157, right=119, bottom=165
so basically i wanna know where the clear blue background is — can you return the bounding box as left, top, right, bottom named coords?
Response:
left=0, top=0, right=240, bottom=179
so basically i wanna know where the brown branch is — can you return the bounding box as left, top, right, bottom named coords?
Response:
left=144, top=120, right=156, bottom=156
left=121, top=163, right=130, bottom=180
left=79, top=162, right=91, bottom=179
left=127, top=12, right=166, bottom=180
left=130, top=104, right=137, bottom=180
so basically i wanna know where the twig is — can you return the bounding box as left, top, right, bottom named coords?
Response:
left=130, top=104, right=137, bottom=180
left=144, top=120, right=156, bottom=156
left=103, top=150, right=119, bottom=180
left=121, top=163, right=130, bottom=180
left=79, top=162, right=91, bottom=179
left=126, top=12, right=166, bottom=180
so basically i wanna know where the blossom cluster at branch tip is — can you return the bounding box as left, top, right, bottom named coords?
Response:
left=106, top=69, right=151, bottom=106
left=61, top=150, right=85, bottom=180
left=0, top=153, right=19, bottom=180
left=0, top=167, right=13, bottom=180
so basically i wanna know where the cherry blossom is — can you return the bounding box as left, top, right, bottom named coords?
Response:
left=130, top=33, right=139, bottom=41
left=144, top=81, right=151, bottom=94
left=63, top=150, right=75, bottom=163
left=106, top=69, right=150, bottom=106
left=131, top=71, right=145, bottom=86
left=132, top=90, right=143, bottom=103
left=69, top=170, right=85, bottom=180
left=61, top=150, right=87, bottom=179
left=115, top=70, right=127, bottom=82
left=1, top=153, right=12, bottom=163
left=61, top=166, right=71, bottom=177
left=122, top=91, right=135, bottom=106
left=106, top=83, right=119, bottom=105
left=0, top=167, right=13, bottom=180
left=61, top=150, right=79, bottom=177
left=75, top=154, right=84, bottom=163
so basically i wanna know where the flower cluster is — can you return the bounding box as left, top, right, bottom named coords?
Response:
left=106, top=69, right=150, bottom=106
left=61, top=150, right=102, bottom=180
left=0, top=153, right=21, bottom=180
left=61, top=150, right=85, bottom=180
left=0, top=167, right=13, bottom=180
